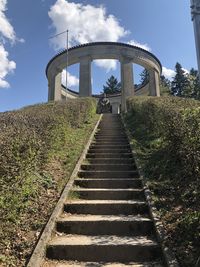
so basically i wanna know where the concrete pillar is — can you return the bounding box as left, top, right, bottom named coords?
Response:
left=148, top=69, right=160, bottom=96
left=120, top=57, right=134, bottom=112
left=79, top=56, right=92, bottom=97
left=48, top=71, right=62, bottom=101
left=112, top=102, right=120, bottom=114
left=191, top=0, right=200, bottom=79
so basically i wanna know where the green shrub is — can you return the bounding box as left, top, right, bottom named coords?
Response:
left=124, top=96, right=200, bottom=266
left=0, top=98, right=98, bottom=266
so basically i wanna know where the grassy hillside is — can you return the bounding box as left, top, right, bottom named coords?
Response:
left=123, top=96, right=200, bottom=267
left=0, top=98, right=99, bottom=266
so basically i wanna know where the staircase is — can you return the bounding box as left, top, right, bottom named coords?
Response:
left=43, top=114, right=164, bottom=266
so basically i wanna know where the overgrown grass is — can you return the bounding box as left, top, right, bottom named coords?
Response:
left=123, top=96, right=200, bottom=267
left=0, top=98, right=99, bottom=266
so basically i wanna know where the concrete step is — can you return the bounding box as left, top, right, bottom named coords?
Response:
left=64, top=200, right=148, bottom=215
left=95, top=131, right=126, bottom=134
left=94, top=137, right=128, bottom=140
left=81, top=164, right=137, bottom=171
left=90, top=145, right=131, bottom=149
left=97, top=128, right=124, bottom=131
left=92, top=141, right=129, bottom=146
left=88, top=148, right=132, bottom=154
left=71, top=188, right=145, bottom=200
left=78, top=170, right=139, bottom=178
left=46, top=235, right=161, bottom=262
left=86, top=153, right=133, bottom=159
left=97, top=127, right=124, bottom=130
left=94, top=137, right=128, bottom=141
left=29, top=114, right=166, bottom=267
left=86, top=158, right=135, bottom=165
left=56, top=214, right=153, bottom=236
left=95, top=134, right=127, bottom=138
left=74, top=178, right=143, bottom=189
left=96, top=134, right=125, bottom=136
left=42, top=260, right=163, bottom=266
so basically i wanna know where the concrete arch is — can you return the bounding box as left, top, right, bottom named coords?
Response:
left=46, top=42, right=162, bottom=111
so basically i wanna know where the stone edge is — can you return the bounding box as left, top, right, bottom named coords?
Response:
left=121, top=115, right=180, bottom=267
left=46, top=41, right=162, bottom=76
left=27, top=114, right=102, bottom=267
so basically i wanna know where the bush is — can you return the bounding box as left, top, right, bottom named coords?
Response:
left=0, top=98, right=98, bottom=266
left=124, top=96, right=200, bottom=267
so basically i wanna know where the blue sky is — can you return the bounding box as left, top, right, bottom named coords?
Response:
left=0, top=0, right=197, bottom=112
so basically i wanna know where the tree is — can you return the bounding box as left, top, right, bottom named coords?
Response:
left=160, top=75, right=171, bottom=96
left=181, top=68, right=200, bottom=99
left=103, top=75, right=121, bottom=95
left=189, top=68, right=200, bottom=100
left=171, top=62, right=189, bottom=96
left=140, top=69, right=149, bottom=85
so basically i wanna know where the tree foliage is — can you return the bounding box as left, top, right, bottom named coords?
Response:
left=171, top=62, right=189, bottom=96
left=103, top=75, right=121, bottom=95
left=182, top=68, right=200, bottom=99
left=140, top=69, right=149, bottom=85
left=160, top=75, right=171, bottom=96
left=170, top=62, right=200, bottom=99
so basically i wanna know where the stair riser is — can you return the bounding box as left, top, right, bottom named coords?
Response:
left=90, top=145, right=130, bottom=149
left=95, top=135, right=127, bottom=138
left=86, top=159, right=135, bottom=164
left=81, top=165, right=137, bottom=171
left=74, top=179, right=142, bottom=189
left=88, top=149, right=132, bottom=154
left=95, top=131, right=126, bottom=134
left=56, top=221, right=154, bottom=236
left=64, top=203, right=148, bottom=215
left=86, top=153, right=133, bottom=159
left=78, top=171, right=139, bottom=178
left=94, top=136, right=128, bottom=143
left=71, top=190, right=145, bottom=200
left=97, top=129, right=124, bottom=132
left=92, top=142, right=129, bottom=146
left=46, top=245, right=160, bottom=262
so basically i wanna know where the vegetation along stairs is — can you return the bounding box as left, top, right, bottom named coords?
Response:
left=28, top=114, right=175, bottom=267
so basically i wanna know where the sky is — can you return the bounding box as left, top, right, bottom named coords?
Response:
left=0, top=0, right=197, bottom=112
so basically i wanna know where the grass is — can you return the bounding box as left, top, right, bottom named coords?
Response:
left=123, top=96, right=200, bottom=267
left=0, top=98, right=99, bottom=266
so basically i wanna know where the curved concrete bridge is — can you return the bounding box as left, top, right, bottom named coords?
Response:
left=46, top=42, right=162, bottom=112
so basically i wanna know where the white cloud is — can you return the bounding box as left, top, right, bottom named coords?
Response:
left=128, top=40, right=151, bottom=52
left=162, top=66, right=189, bottom=80
left=162, top=67, right=176, bottom=80
left=94, top=59, right=117, bottom=72
left=182, top=68, right=189, bottom=75
left=0, top=44, right=16, bottom=88
left=0, top=0, right=19, bottom=88
left=48, top=0, right=128, bottom=50
left=0, top=0, right=16, bottom=42
left=62, top=69, right=79, bottom=87
left=48, top=1, right=154, bottom=73
left=48, top=0, right=129, bottom=73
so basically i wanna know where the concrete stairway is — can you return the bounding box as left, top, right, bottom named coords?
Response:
left=43, top=114, right=164, bottom=266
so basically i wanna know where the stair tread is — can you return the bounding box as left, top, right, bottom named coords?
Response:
left=81, top=164, right=135, bottom=167
left=65, top=200, right=146, bottom=204
left=43, top=260, right=163, bottom=266
left=72, top=188, right=143, bottom=192
left=59, top=214, right=151, bottom=222
left=48, top=235, right=158, bottom=246
left=75, top=178, right=141, bottom=181
left=79, top=171, right=138, bottom=173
